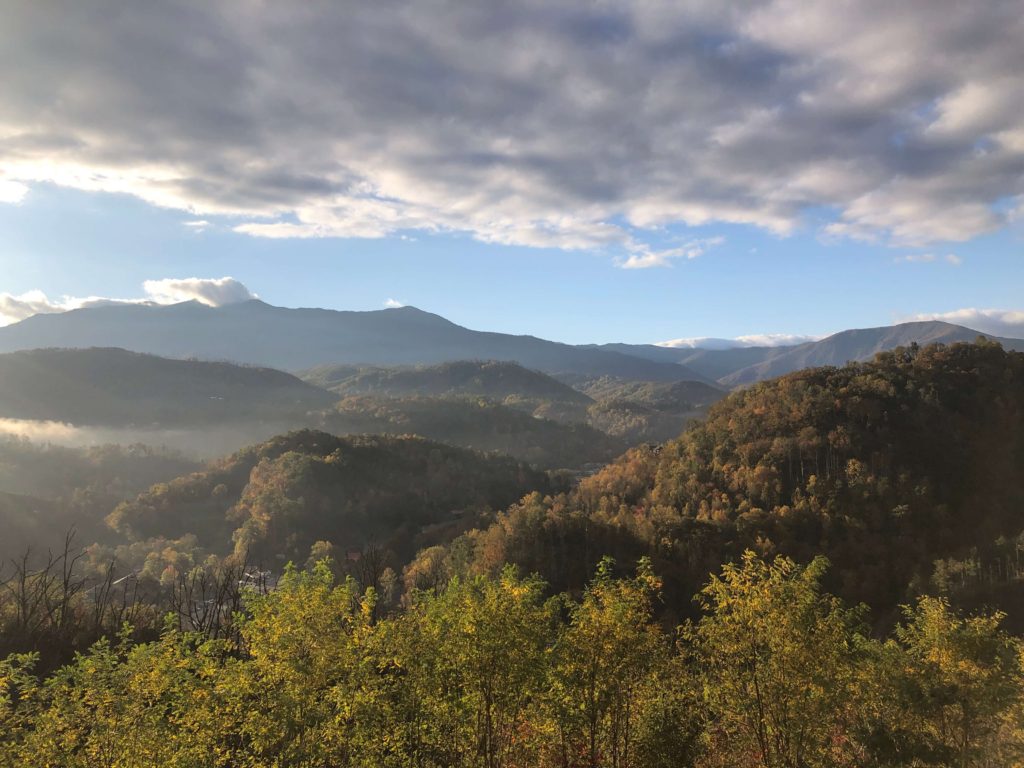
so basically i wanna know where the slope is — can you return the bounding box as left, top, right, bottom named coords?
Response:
left=0, top=300, right=707, bottom=382
left=0, top=347, right=337, bottom=426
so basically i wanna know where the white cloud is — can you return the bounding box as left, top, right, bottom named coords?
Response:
left=0, top=277, right=257, bottom=327
left=657, top=333, right=821, bottom=349
left=141, top=277, right=256, bottom=307
left=183, top=220, right=210, bottom=232
left=0, top=179, right=28, bottom=204
left=895, top=252, right=963, bottom=265
left=618, top=237, right=725, bottom=269
left=0, top=1, right=1020, bottom=257
left=905, top=308, right=1024, bottom=338
left=383, top=298, right=405, bottom=308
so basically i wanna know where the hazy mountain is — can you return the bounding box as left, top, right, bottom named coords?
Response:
left=315, top=395, right=621, bottom=469
left=600, top=322, right=1024, bottom=386
left=302, top=360, right=591, bottom=406
left=0, top=347, right=336, bottom=426
left=718, top=321, right=1024, bottom=387
left=0, top=300, right=707, bottom=382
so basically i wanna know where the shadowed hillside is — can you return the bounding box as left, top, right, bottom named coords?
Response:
left=416, top=341, right=1024, bottom=625
left=0, top=347, right=336, bottom=426
left=106, top=429, right=555, bottom=566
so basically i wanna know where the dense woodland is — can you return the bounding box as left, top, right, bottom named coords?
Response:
left=2, top=340, right=1024, bottom=765
left=2, top=554, right=1022, bottom=766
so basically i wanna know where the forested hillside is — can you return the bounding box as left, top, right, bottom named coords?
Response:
left=315, top=395, right=621, bottom=469
left=0, top=348, right=335, bottom=426
left=304, top=359, right=591, bottom=406
left=414, top=341, right=1024, bottom=623
left=0, top=439, right=199, bottom=561
left=106, top=430, right=553, bottom=567
left=4, top=341, right=1024, bottom=767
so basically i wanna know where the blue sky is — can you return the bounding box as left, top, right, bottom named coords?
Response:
left=2, top=184, right=1020, bottom=344
left=1, top=2, right=1022, bottom=344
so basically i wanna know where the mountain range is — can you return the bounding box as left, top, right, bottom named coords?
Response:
left=1, top=300, right=1021, bottom=387
left=0, top=300, right=711, bottom=383
left=592, top=321, right=1024, bottom=385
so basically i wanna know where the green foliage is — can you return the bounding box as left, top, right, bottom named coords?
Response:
left=686, top=553, right=866, bottom=768
left=2, top=553, right=1022, bottom=767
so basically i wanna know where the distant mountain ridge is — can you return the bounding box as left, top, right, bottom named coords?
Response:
left=717, top=321, right=1024, bottom=386
left=1, top=302, right=1020, bottom=389
left=0, top=300, right=710, bottom=383
left=302, top=359, right=592, bottom=405
left=594, top=322, right=1024, bottom=386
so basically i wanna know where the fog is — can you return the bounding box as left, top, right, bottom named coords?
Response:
left=0, top=418, right=298, bottom=459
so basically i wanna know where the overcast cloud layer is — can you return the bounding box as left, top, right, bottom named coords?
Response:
left=1, top=0, right=1023, bottom=264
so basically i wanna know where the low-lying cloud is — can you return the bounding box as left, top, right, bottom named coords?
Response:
left=657, top=333, right=821, bottom=349
left=0, top=1, right=1021, bottom=263
left=0, top=277, right=256, bottom=327
left=906, top=308, right=1024, bottom=339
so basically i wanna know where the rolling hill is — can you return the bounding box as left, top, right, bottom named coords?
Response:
left=302, top=359, right=591, bottom=405
left=0, top=347, right=337, bottom=426
left=107, top=429, right=555, bottom=565
left=314, top=395, right=622, bottom=470
left=423, top=340, right=1024, bottom=623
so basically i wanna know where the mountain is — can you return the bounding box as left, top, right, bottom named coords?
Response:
left=0, top=347, right=337, bottom=426
left=0, top=300, right=707, bottom=382
left=107, top=429, right=555, bottom=565
left=717, top=321, right=1024, bottom=387
left=602, top=321, right=1024, bottom=386
left=422, top=340, right=1024, bottom=623
left=314, top=395, right=623, bottom=470
left=302, top=360, right=592, bottom=406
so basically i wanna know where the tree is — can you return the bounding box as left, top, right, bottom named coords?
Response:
left=686, top=552, right=865, bottom=768
left=547, top=557, right=693, bottom=768
left=884, top=597, right=1023, bottom=767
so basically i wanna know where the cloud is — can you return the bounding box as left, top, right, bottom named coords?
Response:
left=619, top=237, right=724, bottom=269
left=657, top=333, right=820, bottom=349
left=0, top=277, right=256, bottom=327
left=0, top=1, right=1022, bottom=255
left=905, top=308, right=1024, bottom=338
left=183, top=219, right=210, bottom=232
left=895, top=252, right=962, bottom=265
left=141, top=277, right=256, bottom=307
left=0, top=179, right=29, bottom=204
left=383, top=298, right=405, bottom=308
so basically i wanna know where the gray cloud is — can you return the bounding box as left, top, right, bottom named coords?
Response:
left=1, top=0, right=1022, bottom=261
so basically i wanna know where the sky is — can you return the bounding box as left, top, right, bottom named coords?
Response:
left=1, top=0, right=1022, bottom=345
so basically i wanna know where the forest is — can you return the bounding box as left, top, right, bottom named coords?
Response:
left=2, top=340, right=1024, bottom=766
left=2, top=553, right=1022, bottom=767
